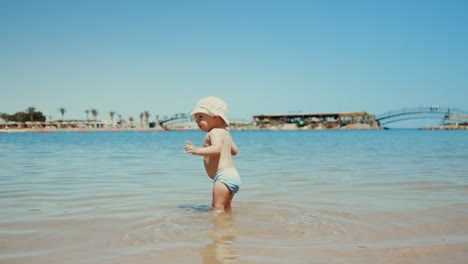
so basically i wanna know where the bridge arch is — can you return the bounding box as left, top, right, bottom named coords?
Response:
left=158, top=113, right=193, bottom=130
left=375, top=106, right=468, bottom=126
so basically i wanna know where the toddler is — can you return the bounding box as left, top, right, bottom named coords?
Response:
left=185, top=96, right=240, bottom=213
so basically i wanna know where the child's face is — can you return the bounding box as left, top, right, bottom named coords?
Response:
left=193, top=113, right=216, bottom=132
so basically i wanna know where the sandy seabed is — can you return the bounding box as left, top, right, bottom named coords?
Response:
left=1, top=200, right=468, bottom=264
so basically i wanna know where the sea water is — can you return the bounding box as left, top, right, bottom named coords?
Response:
left=1, top=130, right=467, bottom=263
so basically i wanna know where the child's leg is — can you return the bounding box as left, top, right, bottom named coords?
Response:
left=212, top=181, right=233, bottom=212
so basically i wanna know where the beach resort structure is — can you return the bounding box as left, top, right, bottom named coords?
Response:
left=253, top=112, right=379, bottom=130
left=0, top=119, right=162, bottom=132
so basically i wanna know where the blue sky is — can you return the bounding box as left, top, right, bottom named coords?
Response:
left=1, top=0, right=467, bottom=127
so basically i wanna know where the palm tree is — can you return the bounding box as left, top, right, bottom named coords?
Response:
left=91, top=109, right=98, bottom=121
left=26, top=107, right=36, bottom=121
left=85, top=110, right=89, bottom=121
left=0, top=113, right=7, bottom=123
left=109, top=111, right=116, bottom=127
left=59, top=108, right=66, bottom=121
left=362, top=112, right=370, bottom=124
left=129, top=117, right=134, bottom=128
left=140, top=113, right=144, bottom=128
left=144, top=111, right=150, bottom=128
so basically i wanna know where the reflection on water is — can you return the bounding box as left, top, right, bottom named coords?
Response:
left=201, top=213, right=238, bottom=264
left=178, top=204, right=212, bottom=212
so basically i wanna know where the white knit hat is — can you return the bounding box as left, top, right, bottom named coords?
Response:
left=191, top=96, right=229, bottom=126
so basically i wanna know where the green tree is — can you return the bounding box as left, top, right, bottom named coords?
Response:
left=144, top=111, right=150, bottom=126
left=13, top=112, right=27, bottom=122
left=0, top=113, right=8, bottom=122
left=109, top=111, right=116, bottom=127
left=85, top=110, right=89, bottom=121
left=27, top=107, right=36, bottom=121
left=7, top=111, right=46, bottom=123
left=140, top=113, right=144, bottom=128
left=59, top=108, right=66, bottom=121
left=32, top=111, right=46, bottom=122
left=91, top=109, right=99, bottom=121
left=362, top=112, right=370, bottom=124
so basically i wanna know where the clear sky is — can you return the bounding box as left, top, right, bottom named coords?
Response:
left=1, top=0, right=467, bottom=126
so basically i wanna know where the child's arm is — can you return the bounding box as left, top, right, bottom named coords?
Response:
left=185, top=131, right=224, bottom=156
left=231, top=137, right=239, bottom=156
left=185, top=140, right=219, bottom=156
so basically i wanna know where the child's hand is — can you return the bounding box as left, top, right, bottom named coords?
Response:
left=185, top=140, right=197, bottom=154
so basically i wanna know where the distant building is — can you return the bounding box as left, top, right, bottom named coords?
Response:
left=253, top=112, right=377, bottom=130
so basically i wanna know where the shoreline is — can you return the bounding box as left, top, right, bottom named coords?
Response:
left=0, top=128, right=161, bottom=133
left=420, top=125, right=468, bottom=130
left=1, top=122, right=384, bottom=133
left=2, top=124, right=466, bottom=133
left=1, top=127, right=384, bottom=133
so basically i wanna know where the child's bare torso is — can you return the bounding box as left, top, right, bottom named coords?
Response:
left=204, top=128, right=235, bottom=178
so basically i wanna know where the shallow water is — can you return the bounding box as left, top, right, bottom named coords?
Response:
left=1, top=130, right=467, bottom=263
